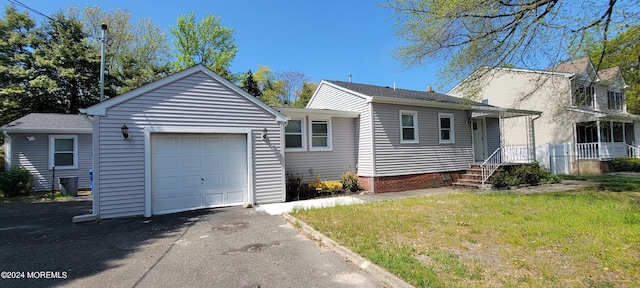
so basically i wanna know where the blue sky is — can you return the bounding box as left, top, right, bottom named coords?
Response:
left=21, top=0, right=447, bottom=92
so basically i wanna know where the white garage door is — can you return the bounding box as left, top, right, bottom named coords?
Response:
left=151, top=133, right=248, bottom=215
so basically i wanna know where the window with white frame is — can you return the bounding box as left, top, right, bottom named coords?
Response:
left=284, top=119, right=305, bottom=150
left=49, top=135, right=78, bottom=169
left=309, top=119, right=331, bottom=150
left=438, top=113, right=455, bottom=143
left=575, top=83, right=594, bottom=106
left=400, top=110, right=418, bottom=143
left=607, top=91, right=623, bottom=111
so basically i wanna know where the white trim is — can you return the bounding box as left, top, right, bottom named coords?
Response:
left=308, top=118, right=332, bottom=151
left=3, top=128, right=92, bottom=134
left=3, top=131, right=11, bottom=170
left=275, top=107, right=360, bottom=118
left=399, top=110, right=419, bottom=144
left=284, top=118, right=306, bottom=152
left=369, top=102, right=376, bottom=179
left=92, top=117, right=100, bottom=218
left=143, top=127, right=254, bottom=217
left=85, top=64, right=288, bottom=122
left=438, top=113, right=455, bottom=144
left=48, top=135, right=78, bottom=170
left=278, top=121, right=286, bottom=202
left=307, top=81, right=373, bottom=108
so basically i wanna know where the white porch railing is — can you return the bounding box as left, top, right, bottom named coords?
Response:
left=502, top=145, right=534, bottom=163
left=576, top=142, right=633, bottom=159
left=628, top=144, right=640, bottom=158
left=481, top=148, right=502, bottom=186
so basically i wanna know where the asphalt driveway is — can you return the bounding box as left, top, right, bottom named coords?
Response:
left=0, top=197, right=383, bottom=288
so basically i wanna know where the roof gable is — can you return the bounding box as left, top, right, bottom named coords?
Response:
left=1, top=113, right=92, bottom=133
left=85, top=64, right=287, bottom=122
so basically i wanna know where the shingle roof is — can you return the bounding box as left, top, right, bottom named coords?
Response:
left=1, top=113, right=92, bottom=131
left=550, top=57, right=591, bottom=74
left=326, top=80, right=486, bottom=106
left=598, top=66, right=620, bottom=83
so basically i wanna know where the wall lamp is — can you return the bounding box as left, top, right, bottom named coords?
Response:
left=121, top=124, right=130, bottom=140
left=261, top=128, right=268, bottom=139
left=26, top=136, right=35, bottom=142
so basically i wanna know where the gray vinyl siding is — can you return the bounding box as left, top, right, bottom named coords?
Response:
left=486, top=117, right=501, bottom=154
left=95, top=71, right=283, bottom=219
left=372, top=103, right=472, bottom=176
left=8, top=132, right=92, bottom=191
left=307, top=84, right=373, bottom=176
left=285, top=117, right=357, bottom=181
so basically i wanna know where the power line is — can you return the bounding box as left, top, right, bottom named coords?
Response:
left=7, top=0, right=53, bottom=21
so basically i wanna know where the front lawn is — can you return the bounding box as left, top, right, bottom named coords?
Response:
left=292, top=176, right=640, bottom=287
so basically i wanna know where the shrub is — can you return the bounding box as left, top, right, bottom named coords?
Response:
left=286, top=173, right=304, bottom=201
left=491, top=162, right=560, bottom=189
left=0, top=167, right=33, bottom=197
left=308, top=175, right=343, bottom=194
left=340, top=169, right=361, bottom=193
left=612, top=157, right=640, bottom=172
left=491, top=171, right=511, bottom=190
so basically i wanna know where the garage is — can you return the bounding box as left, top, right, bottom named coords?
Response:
left=151, top=133, right=248, bottom=215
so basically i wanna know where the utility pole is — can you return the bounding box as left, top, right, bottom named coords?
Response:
left=100, top=23, right=107, bottom=102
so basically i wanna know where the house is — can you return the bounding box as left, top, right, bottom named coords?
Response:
left=448, top=58, right=640, bottom=174
left=75, top=65, right=540, bottom=221
left=1, top=113, right=93, bottom=191
left=305, top=80, right=541, bottom=193
left=76, top=64, right=290, bottom=221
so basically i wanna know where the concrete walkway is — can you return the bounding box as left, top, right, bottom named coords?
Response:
left=256, top=186, right=458, bottom=215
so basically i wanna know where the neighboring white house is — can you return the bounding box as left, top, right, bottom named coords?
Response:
left=1, top=113, right=93, bottom=191
left=449, top=58, right=640, bottom=174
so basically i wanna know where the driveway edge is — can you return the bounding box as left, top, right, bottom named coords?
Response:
left=281, top=213, right=414, bottom=288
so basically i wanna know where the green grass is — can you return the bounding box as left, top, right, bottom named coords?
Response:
left=562, top=173, right=640, bottom=192
left=0, top=190, right=75, bottom=203
left=293, top=175, right=640, bottom=287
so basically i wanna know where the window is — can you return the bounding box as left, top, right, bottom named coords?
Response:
left=284, top=119, right=305, bottom=150
left=309, top=119, right=331, bottom=150
left=438, top=113, right=455, bottom=144
left=608, top=91, right=623, bottom=111
left=400, top=110, right=418, bottom=143
left=49, top=135, right=78, bottom=169
left=575, top=84, right=594, bottom=106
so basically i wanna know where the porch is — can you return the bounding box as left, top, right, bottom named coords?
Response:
left=575, top=120, right=640, bottom=159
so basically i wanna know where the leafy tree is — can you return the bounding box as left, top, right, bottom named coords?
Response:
left=170, top=12, right=238, bottom=80
left=384, top=0, right=639, bottom=85
left=292, top=82, right=317, bottom=108
left=0, top=6, right=42, bottom=125
left=275, top=71, right=307, bottom=105
left=33, top=13, right=116, bottom=114
left=75, top=6, right=172, bottom=94
left=239, top=70, right=262, bottom=98
left=580, top=25, right=640, bottom=114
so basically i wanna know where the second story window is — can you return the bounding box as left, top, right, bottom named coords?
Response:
left=607, top=91, right=623, bottom=111
left=575, top=84, right=594, bottom=107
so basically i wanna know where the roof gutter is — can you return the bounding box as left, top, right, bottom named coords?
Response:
left=79, top=108, right=93, bottom=123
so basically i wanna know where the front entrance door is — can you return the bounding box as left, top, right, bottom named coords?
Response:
left=473, top=119, right=486, bottom=162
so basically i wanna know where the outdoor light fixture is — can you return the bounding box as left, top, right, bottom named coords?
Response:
left=261, top=128, right=268, bottom=139
left=121, top=124, right=130, bottom=140
left=26, top=136, right=35, bottom=142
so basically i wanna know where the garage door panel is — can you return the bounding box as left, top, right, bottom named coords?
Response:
left=180, top=136, right=201, bottom=151
left=154, top=194, right=202, bottom=214
left=227, top=191, right=244, bottom=203
left=203, top=155, right=223, bottom=169
left=151, top=133, right=248, bottom=215
left=180, top=155, right=201, bottom=169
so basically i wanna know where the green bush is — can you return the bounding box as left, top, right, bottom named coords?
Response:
left=340, top=169, right=361, bottom=193
left=0, top=167, right=33, bottom=197
left=308, top=175, right=343, bottom=194
left=491, top=171, right=511, bottom=190
left=611, top=157, right=640, bottom=172
left=492, top=162, right=560, bottom=189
